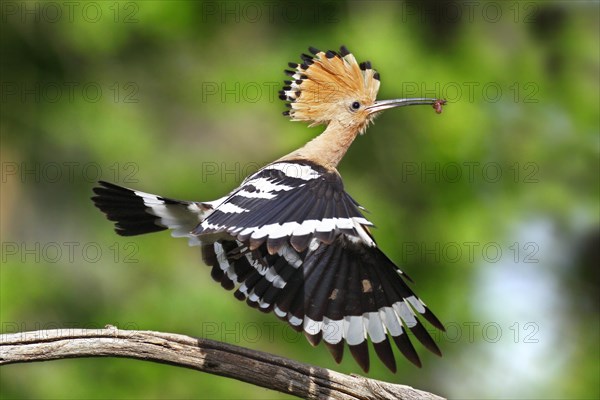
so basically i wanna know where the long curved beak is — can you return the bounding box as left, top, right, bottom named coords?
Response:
left=367, top=98, right=446, bottom=114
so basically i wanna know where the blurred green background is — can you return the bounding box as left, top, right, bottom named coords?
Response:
left=1, top=1, right=598, bottom=399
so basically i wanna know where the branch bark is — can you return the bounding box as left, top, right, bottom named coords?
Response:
left=0, top=328, right=444, bottom=400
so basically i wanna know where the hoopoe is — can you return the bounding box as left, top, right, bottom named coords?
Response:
left=92, top=46, right=446, bottom=373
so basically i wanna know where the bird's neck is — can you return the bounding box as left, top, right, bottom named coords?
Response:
left=279, top=121, right=360, bottom=169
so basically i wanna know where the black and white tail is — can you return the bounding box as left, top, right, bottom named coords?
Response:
left=91, top=181, right=214, bottom=245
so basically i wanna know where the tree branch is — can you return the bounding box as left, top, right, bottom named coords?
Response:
left=0, top=328, right=444, bottom=400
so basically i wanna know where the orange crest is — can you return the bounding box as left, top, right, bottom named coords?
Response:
left=280, top=46, right=381, bottom=127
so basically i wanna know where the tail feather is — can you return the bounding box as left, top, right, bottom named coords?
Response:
left=92, top=181, right=207, bottom=243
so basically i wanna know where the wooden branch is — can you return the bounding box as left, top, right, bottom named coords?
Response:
left=0, top=328, right=444, bottom=400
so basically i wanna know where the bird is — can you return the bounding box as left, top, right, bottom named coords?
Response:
left=92, top=45, right=447, bottom=373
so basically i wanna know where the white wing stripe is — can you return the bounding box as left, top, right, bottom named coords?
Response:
left=235, top=190, right=276, bottom=199
left=216, top=202, right=248, bottom=214
left=274, top=306, right=286, bottom=318
left=242, top=217, right=373, bottom=240
left=263, top=163, right=321, bottom=181
left=407, top=295, right=426, bottom=313
left=278, top=244, right=303, bottom=268
left=393, top=301, right=417, bottom=328
left=303, top=317, right=323, bottom=336
left=344, top=315, right=366, bottom=346
left=214, top=242, right=238, bottom=283
left=365, top=312, right=387, bottom=343
left=289, top=315, right=303, bottom=326
left=381, top=307, right=404, bottom=337
left=243, top=177, right=295, bottom=193
left=322, top=318, right=344, bottom=344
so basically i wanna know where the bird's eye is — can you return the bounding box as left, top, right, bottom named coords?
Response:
left=351, top=101, right=361, bottom=110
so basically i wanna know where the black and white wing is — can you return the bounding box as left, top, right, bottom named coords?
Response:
left=194, top=161, right=373, bottom=251
left=197, top=160, right=445, bottom=372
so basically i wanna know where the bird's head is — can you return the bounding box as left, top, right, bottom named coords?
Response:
left=280, top=46, right=445, bottom=134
